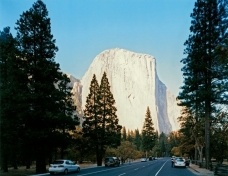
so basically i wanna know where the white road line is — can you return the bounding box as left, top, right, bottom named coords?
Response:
left=118, top=173, right=126, bottom=176
left=155, top=160, right=169, bottom=176
left=77, top=165, right=132, bottom=176
left=77, top=169, right=108, bottom=176
left=134, top=168, right=139, bottom=170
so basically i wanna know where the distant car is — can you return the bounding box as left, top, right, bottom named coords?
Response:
left=105, top=157, right=120, bottom=167
left=140, top=158, right=147, bottom=162
left=48, top=159, right=80, bottom=175
left=174, top=158, right=186, bottom=168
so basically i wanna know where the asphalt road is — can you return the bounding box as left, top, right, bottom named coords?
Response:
left=46, top=158, right=199, bottom=176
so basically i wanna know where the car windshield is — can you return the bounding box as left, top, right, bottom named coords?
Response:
left=177, top=159, right=184, bottom=162
left=52, top=160, right=64, bottom=164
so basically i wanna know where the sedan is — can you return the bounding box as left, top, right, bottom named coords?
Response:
left=49, top=159, right=80, bottom=175
left=174, top=158, right=186, bottom=168
left=140, top=158, right=147, bottom=162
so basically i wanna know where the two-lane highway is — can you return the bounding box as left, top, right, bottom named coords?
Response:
left=60, top=158, right=199, bottom=176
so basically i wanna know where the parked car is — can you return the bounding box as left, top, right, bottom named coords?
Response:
left=185, top=159, right=190, bottom=166
left=140, top=158, right=147, bottom=162
left=174, top=158, right=186, bottom=168
left=49, top=159, right=80, bottom=175
left=105, top=157, right=120, bottom=167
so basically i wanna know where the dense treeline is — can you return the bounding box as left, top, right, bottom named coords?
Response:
left=177, top=0, right=228, bottom=169
left=0, top=0, right=79, bottom=174
left=0, top=0, right=158, bottom=173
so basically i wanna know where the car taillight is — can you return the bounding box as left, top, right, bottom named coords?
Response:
left=58, top=165, right=64, bottom=167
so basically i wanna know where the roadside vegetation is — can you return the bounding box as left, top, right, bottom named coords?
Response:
left=177, top=0, right=228, bottom=169
left=0, top=0, right=227, bottom=175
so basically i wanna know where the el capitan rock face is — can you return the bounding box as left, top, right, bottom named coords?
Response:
left=72, top=48, right=180, bottom=134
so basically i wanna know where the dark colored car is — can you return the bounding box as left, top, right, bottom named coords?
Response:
left=185, top=159, right=190, bottom=166
left=105, top=157, right=120, bottom=167
left=149, top=156, right=155, bottom=161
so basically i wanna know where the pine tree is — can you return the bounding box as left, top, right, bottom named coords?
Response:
left=127, top=129, right=134, bottom=143
left=99, top=72, right=122, bottom=149
left=54, top=73, right=80, bottom=158
left=178, top=0, right=228, bottom=168
left=122, top=126, right=127, bottom=141
left=134, top=129, right=142, bottom=150
left=0, top=27, right=29, bottom=172
left=141, top=107, right=156, bottom=155
left=83, top=72, right=122, bottom=166
left=82, top=74, right=102, bottom=165
left=14, top=0, right=78, bottom=173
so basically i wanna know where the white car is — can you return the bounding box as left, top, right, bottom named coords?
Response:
left=49, top=159, right=80, bottom=175
left=174, top=158, right=186, bottom=168
left=140, top=158, right=147, bottom=162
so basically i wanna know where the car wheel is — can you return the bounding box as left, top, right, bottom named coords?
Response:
left=50, top=172, right=54, bottom=175
left=64, top=169, right=68, bottom=175
left=77, top=167, right=80, bottom=172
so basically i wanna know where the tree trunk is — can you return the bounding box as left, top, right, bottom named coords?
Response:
left=205, top=106, right=210, bottom=169
left=198, top=145, right=203, bottom=162
left=36, top=155, right=46, bottom=174
left=60, top=146, right=64, bottom=159
left=194, top=144, right=197, bottom=161
left=96, top=149, right=103, bottom=166
left=26, top=160, right=31, bottom=169
left=1, top=151, right=8, bottom=172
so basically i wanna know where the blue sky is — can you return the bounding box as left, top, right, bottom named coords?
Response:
left=0, top=0, right=195, bottom=96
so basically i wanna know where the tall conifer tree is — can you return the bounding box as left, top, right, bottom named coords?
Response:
left=134, top=129, right=142, bottom=150
left=14, top=0, right=78, bottom=173
left=0, top=27, right=28, bottom=172
left=179, top=0, right=228, bottom=168
left=141, top=107, right=156, bottom=155
left=83, top=72, right=121, bottom=166
left=82, top=74, right=101, bottom=165
left=122, top=126, right=127, bottom=141
left=99, top=72, right=122, bottom=147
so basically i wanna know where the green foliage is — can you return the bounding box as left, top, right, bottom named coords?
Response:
left=115, top=141, right=142, bottom=161
left=0, top=27, right=28, bottom=171
left=141, top=106, right=157, bottom=152
left=0, top=0, right=79, bottom=173
left=127, top=129, right=134, bottom=143
left=82, top=72, right=122, bottom=166
left=134, top=129, right=142, bottom=150
left=178, top=0, right=228, bottom=168
left=99, top=72, right=122, bottom=148
left=122, top=126, right=127, bottom=141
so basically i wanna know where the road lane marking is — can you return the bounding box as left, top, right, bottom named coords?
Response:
left=78, top=165, right=132, bottom=176
left=155, top=160, right=169, bottom=176
left=118, top=173, right=126, bottom=176
left=78, top=162, right=150, bottom=176
left=134, top=168, right=139, bottom=170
